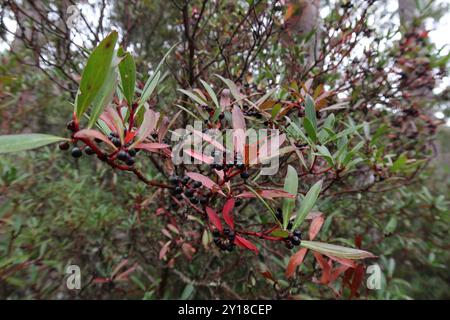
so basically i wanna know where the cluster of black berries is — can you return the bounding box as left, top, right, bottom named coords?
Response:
left=59, top=141, right=95, bottom=158
left=284, top=230, right=302, bottom=250
left=169, top=175, right=207, bottom=205
left=243, top=105, right=262, bottom=119
left=275, top=209, right=302, bottom=249
left=210, top=150, right=250, bottom=180
left=213, top=227, right=235, bottom=252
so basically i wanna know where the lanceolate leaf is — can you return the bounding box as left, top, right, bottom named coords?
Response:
left=206, top=207, right=223, bottom=232
left=305, top=94, right=317, bottom=130
left=185, top=172, right=225, bottom=196
left=300, top=240, right=375, bottom=260
left=292, top=180, right=323, bottom=230
left=178, top=89, right=207, bottom=106
left=118, top=49, right=136, bottom=106
left=236, top=189, right=295, bottom=199
left=215, top=74, right=243, bottom=103
left=235, top=235, right=258, bottom=253
left=184, top=149, right=214, bottom=164
left=222, top=198, right=235, bottom=229
left=75, top=31, right=118, bottom=118
left=88, top=67, right=118, bottom=128
left=286, top=247, right=308, bottom=278
left=74, top=129, right=117, bottom=149
left=130, top=109, right=158, bottom=148
left=139, top=71, right=161, bottom=108
left=282, top=165, right=298, bottom=229
left=0, top=134, right=67, bottom=154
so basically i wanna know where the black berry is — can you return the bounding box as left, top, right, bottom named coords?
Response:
left=236, top=163, right=246, bottom=170
left=287, top=222, right=293, bottom=230
left=59, top=141, right=70, bottom=151
left=71, top=147, right=82, bottom=158
left=184, top=189, right=194, bottom=197
left=291, top=236, right=301, bottom=246
left=200, top=197, right=208, bottom=205
left=169, top=175, right=179, bottom=184
left=126, top=157, right=135, bottom=166
left=182, top=176, right=190, bottom=185
left=190, top=197, right=199, bottom=204
left=240, top=171, right=250, bottom=179
left=212, top=229, right=220, bottom=237
left=112, top=137, right=121, bottom=147
left=293, top=230, right=302, bottom=238
left=192, top=181, right=202, bottom=189
left=128, top=149, right=136, bottom=157
left=117, top=150, right=129, bottom=162
left=223, top=227, right=230, bottom=236
left=228, top=230, right=235, bottom=241
left=174, top=186, right=183, bottom=194
left=285, top=240, right=294, bottom=249
left=67, top=120, right=76, bottom=131
left=84, top=146, right=95, bottom=155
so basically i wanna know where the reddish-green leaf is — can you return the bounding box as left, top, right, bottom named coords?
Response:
left=206, top=207, right=223, bottom=232
left=235, top=235, right=258, bottom=253
left=286, top=248, right=308, bottom=278
left=222, top=198, right=235, bottom=229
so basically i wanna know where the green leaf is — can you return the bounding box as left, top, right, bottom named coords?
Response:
left=139, top=71, right=161, bottom=108
left=391, top=153, right=407, bottom=172
left=75, top=31, right=118, bottom=118
left=178, top=88, right=208, bottom=106
left=292, top=180, right=323, bottom=230
left=271, top=103, right=282, bottom=119
left=303, top=117, right=317, bottom=143
left=384, top=217, right=397, bottom=234
left=0, top=134, right=68, bottom=154
left=270, top=229, right=289, bottom=238
left=245, top=185, right=278, bottom=225
left=305, top=94, right=317, bottom=130
left=315, top=145, right=334, bottom=166
left=301, top=240, right=375, bottom=259
left=88, top=67, right=118, bottom=128
left=214, top=74, right=243, bottom=104
left=200, top=79, right=219, bottom=109
left=118, top=49, right=136, bottom=106
left=180, top=283, right=195, bottom=300
left=282, top=165, right=298, bottom=229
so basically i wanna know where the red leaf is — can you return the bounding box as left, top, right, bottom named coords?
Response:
left=133, top=109, right=158, bottom=146
left=74, top=129, right=117, bottom=149
left=192, top=129, right=225, bottom=151
left=236, top=189, right=295, bottom=199
left=125, top=130, right=138, bottom=144
left=326, top=255, right=356, bottom=268
left=186, top=172, right=225, bottom=196
left=313, top=252, right=332, bottom=284
left=286, top=247, right=308, bottom=278
left=222, top=198, right=235, bottom=229
left=232, top=105, right=246, bottom=130
left=309, top=215, right=325, bottom=240
left=184, top=149, right=214, bottom=164
left=115, top=263, right=138, bottom=281
left=181, top=243, right=196, bottom=260
left=206, top=207, right=223, bottom=232
left=232, top=105, right=246, bottom=155
left=235, top=235, right=258, bottom=253
left=136, top=142, right=170, bottom=150
left=159, top=241, right=171, bottom=260
left=329, top=264, right=350, bottom=283
left=349, top=264, right=365, bottom=299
